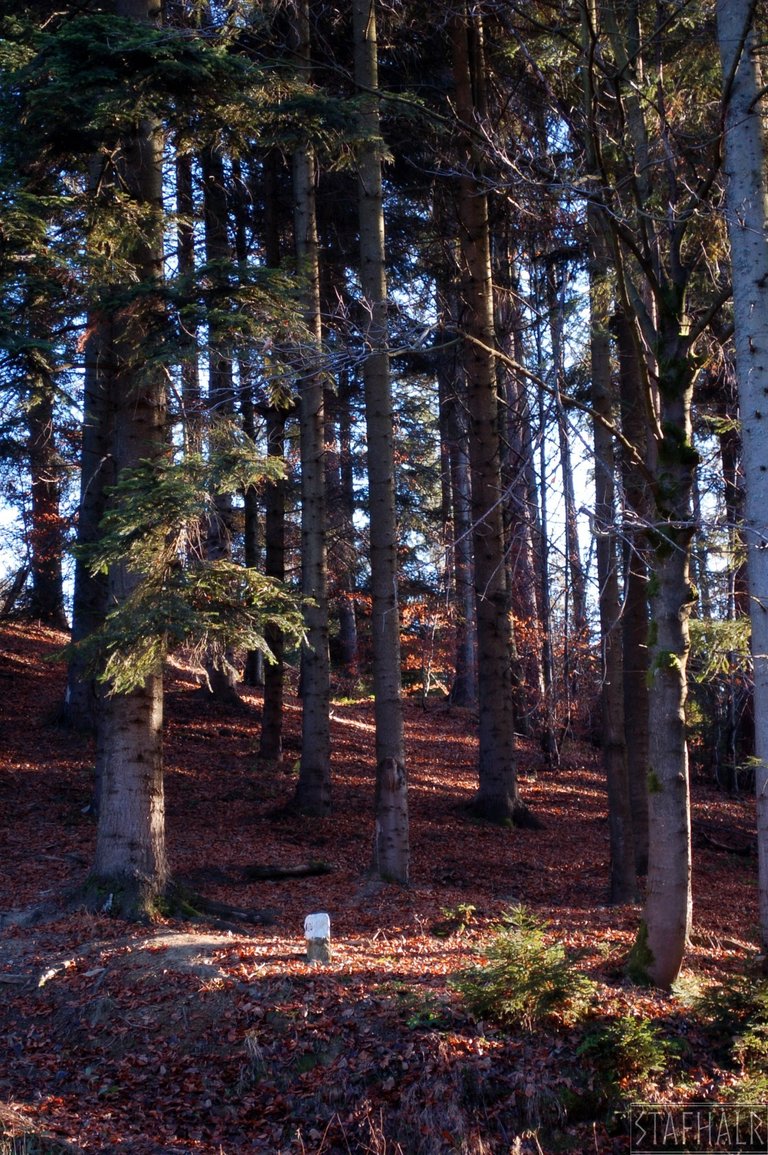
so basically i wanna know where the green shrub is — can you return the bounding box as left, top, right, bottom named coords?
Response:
left=453, top=906, right=595, bottom=1030
left=578, top=1015, right=675, bottom=1093
left=693, top=976, right=768, bottom=1067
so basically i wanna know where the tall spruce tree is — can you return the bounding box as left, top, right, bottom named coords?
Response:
left=89, top=0, right=169, bottom=917
left=353, top=0, right=409, bottom=883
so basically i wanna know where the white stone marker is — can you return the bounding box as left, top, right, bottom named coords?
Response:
left=304, top=912, right=331, bottom=964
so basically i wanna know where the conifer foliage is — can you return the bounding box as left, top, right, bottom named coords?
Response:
left=0, top=0, right=766, bottom=994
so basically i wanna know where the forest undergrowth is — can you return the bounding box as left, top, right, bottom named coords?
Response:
left=0, top=623, right=762, bottom=1154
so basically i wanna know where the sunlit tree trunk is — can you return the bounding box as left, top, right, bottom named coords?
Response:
left=353, top=0, right=409, bottom=881
left=292, top=0, right=331, bottom=815
left=717, top=0, right=768, bottom=950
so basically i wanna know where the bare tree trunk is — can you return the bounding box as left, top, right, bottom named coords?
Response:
left=230, top=156, right=264, bottom=689
left=589, top=209, right=635, bottom=902
left=717, top=0, right=768, bottom=950
left=440, top=357, right=479, bottom=709
left=200, top=143, right=240, bottom=704
left=335, top=372, right=360, bottom=675
left=452, top=6, right=524, bottom=821
left=353, top=0, right=409, bottom=881
left=257, top=150, right=289, bottom=759
left=497, top=286, right=544, bottom=735
left=292, top=0, right=331, bottom=815
left=258, top=407, right=287, bottom=765
left=532, top=283, right=559, bottom=768
left=547, top=261, right=589, bottom=651
left=614, top=309, right=650, bottom=874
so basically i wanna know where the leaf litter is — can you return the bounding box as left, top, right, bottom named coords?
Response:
left=0, top=623, right=761, bottom=1153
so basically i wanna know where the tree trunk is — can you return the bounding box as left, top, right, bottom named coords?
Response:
left=200, top=142, right=240, bottom=704
left=497, top=285, right=544, bottom=735
left=614, top=308, right=650, bottom=874
left=292, top=0, right=331, bottom=815
left=717, top=0, right=768, bottom=949
left=65, top=157, right=116, bottom=731
left=230, top=156, right=264, bottom=689
left=589, top=209, right=635, bottom=902
left=334, top=372, right=360, bottom=675
left=642, top=320, right=696, bottom=987
left=452, top=6, right=524, bottom=820
left=26, top=361, right=67, bottom=629
left=91, top=0, right=168, bottom=917
left=353, top=0, right=409, bottom=882
left=439, top=350, right=478, bottom=709
left=258, top=407, right=287, bottom=765
left=175, top=148, right=202, bottom=453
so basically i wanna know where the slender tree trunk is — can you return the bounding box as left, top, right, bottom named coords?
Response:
left=715, top=363, right=752, bottom=775
left=91, top=0, right=168, bottom=917
left=717, top=0, right=768, bottom=950
left=26, top=361, right=67, bottom=629
left=258, top=407, right=287, bottom=765
left=532, top=283, right=559, bottom=768
left=230, top=156, right=264, bottom=688
left=433, top=194, right=477, bottom=709
left=257, top=150, right=289, bottom=757
left=292, top=0, right=331, bottom=815
left=66, top=158, right=116, bottom=731
left=175, top=148, right=203, bottom=454
left=353, top=0, right=409, bottom=882
left=614, top=309, right=650, bottom=874
left=497, top=311, right=543, bottom=733
left=200, top=143, right=240, bottom=703
left=548, top=261, right=589, bottom=649
left=452, top=7, right=526, bottom=820
left=589, top=209, right=635, bottom=902
left=439, top=350, right=478, bottom=709
left=334, top=371, right=360, bottom=675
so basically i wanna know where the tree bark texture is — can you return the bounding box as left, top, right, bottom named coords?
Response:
left=717, top=0, right=768, bottom=949
left=353, top=0, right=409, bottom=882
left=614, top=309, right=650, bottom=874
left=452, top=6, right=521, bottom=821
left=643, top=321, right=696, bottom=987
left=293, top=0, right=331, bottom=815
left=92, top=0, right=168, bottom=914
left=258, top=408, right=287, bottom=765
left=589, top=211, right=636, bottom=903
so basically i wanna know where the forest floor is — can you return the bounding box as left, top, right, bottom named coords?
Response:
left=0, top=622, right=764, bottom=1155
